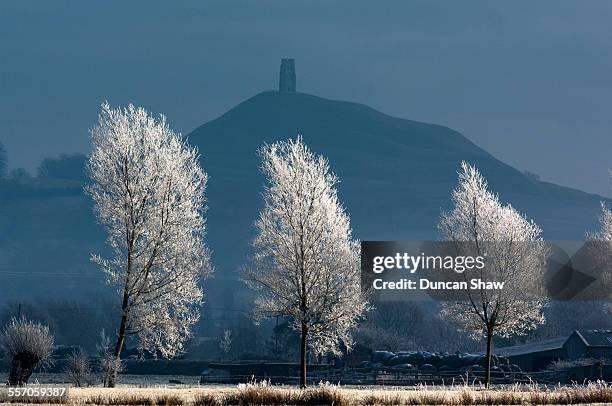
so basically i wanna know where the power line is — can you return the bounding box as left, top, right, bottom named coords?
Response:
left=0, top=271, right=104, bottom=278
left=2, top=304, right=252, bottom=314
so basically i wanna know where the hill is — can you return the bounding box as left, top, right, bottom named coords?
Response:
left=188, top=91, right=607, bottom=273
left=0, top=91, right=607, bottom=303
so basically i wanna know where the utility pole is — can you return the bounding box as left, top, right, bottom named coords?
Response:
left=275, top=315, right=279, bottom=354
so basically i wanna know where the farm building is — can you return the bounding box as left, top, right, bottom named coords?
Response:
left=563, top=330, right=612, bottom=360
left=496, top=337, right=566, bottom=371
left=496, top=330, right=612, bottom=371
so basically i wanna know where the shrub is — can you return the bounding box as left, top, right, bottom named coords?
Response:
left=64, top=347, right=92, bottom=387
left=0, top=317, right=54, bottom=385
left=96, top=330, right=123, bottom=387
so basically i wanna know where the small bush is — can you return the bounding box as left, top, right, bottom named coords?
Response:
left=0, top=317, right=54, bottom=385
left=96, top=330, right=123, bottom=387
left=64, top=347, right=92, bottom=387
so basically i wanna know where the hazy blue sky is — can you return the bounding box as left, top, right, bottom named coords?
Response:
left=1, top=1, right=611, bottom=196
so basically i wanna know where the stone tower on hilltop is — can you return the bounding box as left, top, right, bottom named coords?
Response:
left=279, top=58, right=296, bottom=93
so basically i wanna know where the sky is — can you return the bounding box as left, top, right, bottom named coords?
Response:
left=1, top=0, right=611, bottom=196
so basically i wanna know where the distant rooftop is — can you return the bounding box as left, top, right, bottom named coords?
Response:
left=496, top=337, right=566, bottom=357
left=496, top=329, right=612, bottom=357
left=574, top=330, right=612, bottom=347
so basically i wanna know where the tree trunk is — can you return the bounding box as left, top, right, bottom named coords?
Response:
left=107, top=312, right=128, bottom=388
left=8, top=352, right=39, bottom=386
left=299, top=322, right=308, bottom=388
left=484, top=326, right=493, bottom=388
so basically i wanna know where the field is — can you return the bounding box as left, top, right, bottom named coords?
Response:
left=1, top=378, right=611, bottom=405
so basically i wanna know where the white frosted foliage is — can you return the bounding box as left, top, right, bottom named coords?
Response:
left=87, top=102, right=211, bottom=359
left=439, top=162, right=548, bottom=339
left=438, top=162, right=548, bottom=387
left=246, top=136, right=368, bottom=357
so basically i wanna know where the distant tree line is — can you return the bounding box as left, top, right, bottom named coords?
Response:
left=0, top=141, right=87, bottom=182
left=37, top=153, right=87, bottom=181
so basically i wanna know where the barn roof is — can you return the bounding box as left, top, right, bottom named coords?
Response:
left=573, top=330, right=612, bottom=347
left=496, top=337, right=566, bottom=357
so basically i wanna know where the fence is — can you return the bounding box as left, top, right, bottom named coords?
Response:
left=199, top=364, right=612, bottom=386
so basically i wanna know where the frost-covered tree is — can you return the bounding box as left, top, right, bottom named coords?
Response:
left=587, top=173, right=612, bottom=308
left=591, top=203, right=612, bottom=298
left=245, top=136, right=368, bottom=388
left=438, top=162, right=548, bottom=387
left=86, top=103, right=211, bottom=387
left=593, top=202, right=612, bottom=241
left=64, top=347, right=91, bottom=387
left=0, top=317, right=54, bottom=385
left=219, top=329, right=232, bottom=358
